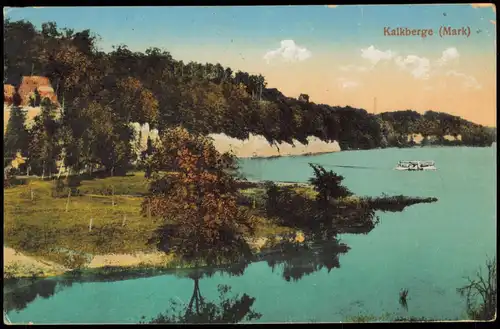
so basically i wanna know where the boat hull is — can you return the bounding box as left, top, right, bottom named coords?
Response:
left=394, top=166, right=436, bottom=171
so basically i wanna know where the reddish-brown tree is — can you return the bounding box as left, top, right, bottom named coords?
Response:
left=143, top=127, right=254, bottom=266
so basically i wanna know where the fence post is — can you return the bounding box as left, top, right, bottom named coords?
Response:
left=122, top=213, right=127, bottom=227
left=89, top=217, right=93, bottom=232
left=65, top=189, right=71, bottom=212
left=148, top=200, right=152, bottom=221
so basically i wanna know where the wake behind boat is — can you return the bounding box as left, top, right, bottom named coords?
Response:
left=395, top=160, right=437, bottom=171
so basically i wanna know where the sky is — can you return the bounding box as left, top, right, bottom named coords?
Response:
left=5, top=4, right=497, bottom=126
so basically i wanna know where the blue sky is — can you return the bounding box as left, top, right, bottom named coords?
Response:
left=5, top=5, right=496, bottom=54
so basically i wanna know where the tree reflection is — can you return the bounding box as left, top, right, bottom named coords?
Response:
left=264, top=182, right=380, bottom=238
left=4, top=276, right=78, bottom=314
left=258, top=236, right=350, bottom=282
left=143, top=266, right=262, bottom=324
left=4, top=278, right=58, bottom=313
left=256, top=180, right=389, bottom=282
left=399, top=288, right=409, bottom=311
left=143, top=214, right=262, bottom=325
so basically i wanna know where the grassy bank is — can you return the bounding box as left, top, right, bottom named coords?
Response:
left=3, top=173, right=292, bottom=276
left=4, top=172, right=438, bottom=279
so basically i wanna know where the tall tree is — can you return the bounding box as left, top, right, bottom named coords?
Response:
left=82, top=101, right=133, bottom=175
left=308, top=164, right=352, bottom=204
left=39, top=42, right=93, bottom=102
left=28, top=99, right=62, bottom=177
left=4, top=103, right=29, bottom=158
left=144, top=127, right=255, bottom=266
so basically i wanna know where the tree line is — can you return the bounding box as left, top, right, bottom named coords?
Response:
left=3, top=19, right=496, bottom=176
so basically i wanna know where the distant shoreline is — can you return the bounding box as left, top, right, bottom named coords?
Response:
left=238, top=150, right=338, bottom=160
left=212, top=133, right=494, bottom=160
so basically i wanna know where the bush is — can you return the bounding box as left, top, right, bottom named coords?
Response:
left=3, top=168, right=25, bottom=188
left=51, top=179, right=66, bottom=198
left=308, top=164, right=352, bottom=203
left=457, top=257, right=497, bottom=320
left=48, top=247, right=93, bottom=269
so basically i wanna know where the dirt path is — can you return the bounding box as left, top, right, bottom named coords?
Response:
left=4, top=247, right=68, bottom=278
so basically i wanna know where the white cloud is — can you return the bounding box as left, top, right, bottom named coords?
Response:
left=337, top=77, right=360, bottom=89
left=360, top=45, right=396, bottom=65
left=339, top=64, right=369, bottom=72
left=343, top=46, right=473, bottom=82
left=470, top=3, right=496, bottom=13
left=446, top=70, right=482, bottom=89
left=263, top=40, right=312, bottom=64
left=436, top=47, right=460, bottom=66
left=395, top=55, right=431, bottom=79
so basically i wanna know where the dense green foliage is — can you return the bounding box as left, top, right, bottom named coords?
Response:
left=378, top=110, right=495, bottom=147
left=27, top=99, right=62, bottom=176
left=3, top=19, right=495, bottom=176
left=308, top=163, right=352, bottom=204
left=4, top=104, right=29, bottom=159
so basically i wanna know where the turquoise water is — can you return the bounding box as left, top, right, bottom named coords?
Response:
left=4, top=146, right=496, bottom=323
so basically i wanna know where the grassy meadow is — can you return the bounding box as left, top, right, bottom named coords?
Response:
left=3, top=172, right=294, bottom=271
left=4, top=173, right=159, bottom=265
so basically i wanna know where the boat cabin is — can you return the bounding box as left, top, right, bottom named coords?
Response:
left=395, top=160, right=436, bottom=171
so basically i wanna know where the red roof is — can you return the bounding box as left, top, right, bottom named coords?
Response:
left=17, top=76, right=59, bottom=107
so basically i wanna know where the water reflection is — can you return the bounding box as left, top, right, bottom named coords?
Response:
left=4, top=278, right=73, bottom=313
left=399, top=288, right=409, bottom=311
left=257, top=237, right=349, bottom=282
left=143, top=267, right=261, bottom=324
left=263, top=182, right=381, bottom=239
left=3, top=270, right=172, bottom=315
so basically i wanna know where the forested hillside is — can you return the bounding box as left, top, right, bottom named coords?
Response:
left=3, top=19, right=495, bottom=176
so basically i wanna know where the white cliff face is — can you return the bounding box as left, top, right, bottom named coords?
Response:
left=208, top=133, right=341, bottom=158
left=129, top=122, right=161, bottom=160
left=405, top=133, right=462, bottom=144
left=4, top=106, right=340, bottom=159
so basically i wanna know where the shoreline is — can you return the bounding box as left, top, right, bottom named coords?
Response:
left=4, top=190, right=439, bottom=279
left=238, top=149, right=338, bottom=159
left=209, top=133, right=342, bottom=158
left=3, top=236, right=275, bottom=280
left=210, top=133, right=493, bottom=159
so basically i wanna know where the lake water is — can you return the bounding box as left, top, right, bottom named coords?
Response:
left=4, top=146, right=496, bottom=324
